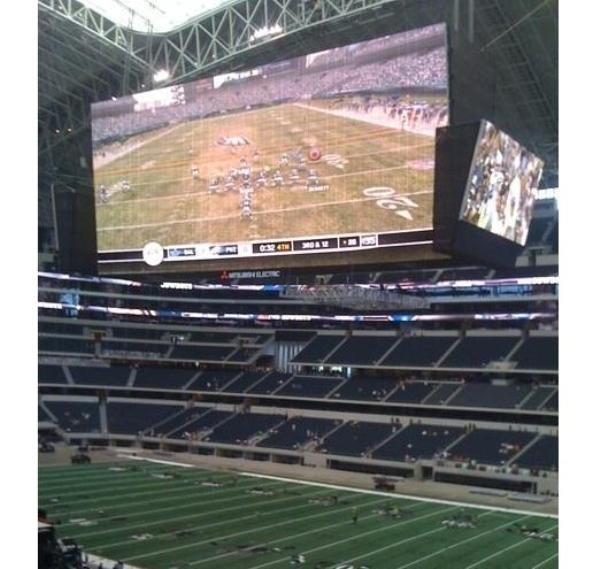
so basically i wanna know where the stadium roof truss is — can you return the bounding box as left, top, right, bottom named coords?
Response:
left=38, top=0, right=557, bottom=213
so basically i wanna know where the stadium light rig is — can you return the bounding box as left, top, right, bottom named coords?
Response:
left=153, top=69, right=171, bottom=83
left=249, top=24, right=283, bottom=42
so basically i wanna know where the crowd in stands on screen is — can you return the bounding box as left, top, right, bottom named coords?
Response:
left=92, top=45, right=447, bottom=144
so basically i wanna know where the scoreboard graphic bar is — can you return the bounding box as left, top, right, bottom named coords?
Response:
left=97, top=229, right=433, bottom=265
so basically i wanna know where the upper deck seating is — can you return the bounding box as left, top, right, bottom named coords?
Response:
left=169, top=344, right=234, bottom=361
left=423, top=383, right=461, bottom=405
left=133, top=367, right=197, bottom=389
left=169, top=409, right=233, bottom=439
left=187, top=370, right=240, bottom=392
left=326, top=336, right=399, bottom=366
left=204, top=413, right=284, bottom=445
left=277, top=375, right=345, bottom=399
left=381, top=336, right=457, bottom=367
left=292, top=335, right=345, bottom=364
left=448, top=428, right=536, bottom=466
left=386, top=381, right=436, bottom=404
left=39, top=336, right=95, bottom=355
left=318, top=421, right=393, bottom=457
left=330, top=377, right=396, bottom=402
left=520, top=386, right=557, bottom=410
left=373, top=424, right=464, bottom=462
left=38, top=365, right=68, bottom=384
left=512, top=435, right=558, bottom=472
left=511, top=337, right=558, bottom=371
left=107, top=402, right=181, bottom=435
left=258, top=417, right=339, bottom=450
left=442, top=337, right=519, bottom=368
left=246, top=371, right=292, bottom=395
left=44, top=401, right=101, bottom=433
left=221, top=371, right=267, bottom=393
left=70, top=366, right=131, bottom=387
left=448, top=383, right=530, bottom=409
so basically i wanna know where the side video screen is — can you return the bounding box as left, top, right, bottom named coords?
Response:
left=92, top=23, right=449, bottom=270
left=460, top=120, right=544, bottom=246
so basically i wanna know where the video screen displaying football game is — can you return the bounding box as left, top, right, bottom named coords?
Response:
left=459, top=120, right=544, bottom=246
left=91, top=23, right=448, bottom=268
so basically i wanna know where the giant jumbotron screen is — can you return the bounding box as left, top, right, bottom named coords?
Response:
left=91, top=23, right=449, bottom=270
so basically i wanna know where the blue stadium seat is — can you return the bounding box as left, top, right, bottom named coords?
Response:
left=373, top=424, right=464, bottom=462
left=44, top=401, right=101, bottom=433
left=69, top=365, right=131, bottom=387
left=326, top=336, right=399, bottom=366
left=512, top=435, right=558, bottom=471
left=381, top=336, right=457, bottom=367
left=277, top=375, right=346, bottom=399
left=107, top=402, right=182, bottom=435
left=448, top=428, right=536, bottom=466
left=258, top=417, right=340, bottom=450
left=205, top=413, right=284, bottom=445
left=133, top=367, right=198, bottom=390
left=318, top=421, right=393, bottom=457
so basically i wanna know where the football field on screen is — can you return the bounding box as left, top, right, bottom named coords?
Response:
left=93, top=101, right=438, bottom=251
left=39, top=461, right=558, bottom=569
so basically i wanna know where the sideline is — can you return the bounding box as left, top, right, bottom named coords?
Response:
left=116, top=454, right=557, bottom=519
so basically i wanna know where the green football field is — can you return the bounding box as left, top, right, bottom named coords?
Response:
left=93, top=101, right=439, bottom=251
left=39, top=460, right=558, bottom=569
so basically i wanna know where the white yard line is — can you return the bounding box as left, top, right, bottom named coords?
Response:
left=323, top=510, right=493, bottom=569
left=118, top=454, right=196, bottom=468
left=98, top=488, right=343, bottom=552
left=41, top=470, right=237, bottom=514
left=86, top=553, right=143, bottom=569
left=98, top=188, right=430, bottom=232
left=95, top=141, right=433, bottom=205
left=52, top=474, right=276, bottom=517
left=188, top=498, right=425, bottom=567
left=463, top=539, right=531, bottom=569
left=39, top=468, right=237, bottom=497
left=531, top=552, right=559, bottom=568
left=39, top=467, right=177, bottom=489
left=462, top=524, right=558, bottom=569
left=240, top=472, right=558, bottom=519
left=40, top=470, right=232, bottom=507
left=123, top=494, right=395, bottom=562
left=65, top=480, right=292, bottom=535
left=393, top=515, right=533, bottom=569
left=245, top=506, right=456, bottom=569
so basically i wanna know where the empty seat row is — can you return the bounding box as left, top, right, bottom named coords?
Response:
left=291, top=334, right=557, bottom=371
left=448, top=428, right=536, bottom=466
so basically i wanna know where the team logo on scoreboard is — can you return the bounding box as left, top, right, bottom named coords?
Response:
left=142, top=242, right=164, bottom=266
left=216, top=135, right=251, bottom=147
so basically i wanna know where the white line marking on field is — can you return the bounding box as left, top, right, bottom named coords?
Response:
left=462, top=524, right=558, bottom=569
left=188, top=498, right=425, bottom=567
left=239, top=472, right=558, bottom=519
left=393, top=515, right=532, bottom=569
left=68, top=480, right=288, bottom=537
left=245, top=506, right=456, bottom=569
left=53, top=476, right=258, bottom=519
left=98, top=188, right=430, bottom=232
left=118, top=455, right=195, bottom=468
left=40, top=471, right=226, bottom=508
left=86, top=553, right=143, bottom=569
left=39, top=467, right=175, bottom=489
left=123, top=493, right=391, bottom=562
left=39, top=471, right=208, bottom=497
left=531, top=552, right=559, bottom=568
